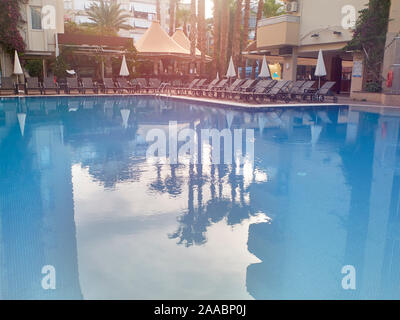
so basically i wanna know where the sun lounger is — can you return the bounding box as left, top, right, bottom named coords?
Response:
left=66, top=77, right=82, bottom=94
left=268, top=80, right=292, bottom=103
left=0, top=77, right=17, bottom=95
left=227, top=79, right=257, bottom=100
left=204, top=78, right=229, bottom=97
left=148, top=78, right=162, bottom=92
left=102, top=78, right=118, bottom=93
left=25, top=77, right=43, bottom=95
left=219, top=79, right=246, bottom=98
left=192, top=78, right=220, bottom=96
left=117, top=78, right=136, bottom=93
left=240, top=80, right=276, bottom=102
left=81, top=78, right=98, bottom=94
left=138, top=78, right=161, bottom=93
left=303, top=81, right=338, bottom=102
left=185, top=78, right=207, bottom=95
left=176, top=78, right=200, bottom=95
left=288, top=81, right=315, bottom=100
left=42, top=77, right=60, bottom=95
left=133, top=78, right=147, bottom=93
left=172, top=79, right=183, bottom=88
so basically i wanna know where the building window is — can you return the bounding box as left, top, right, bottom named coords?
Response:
left=64, top=0, right=72, bottom=10
left=31, top=6, right=42, bottom=30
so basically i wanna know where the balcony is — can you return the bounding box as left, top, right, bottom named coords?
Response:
left=257, top=15, right=300, bottom=49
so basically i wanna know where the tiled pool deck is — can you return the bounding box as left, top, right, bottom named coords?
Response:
left=1, top=92, right=399, bottom=110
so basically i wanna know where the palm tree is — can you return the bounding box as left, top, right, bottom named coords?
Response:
left=198, top=0, right=206, bottom=74
left=156, top=0, right=161, bottom=21
left=176, top=3, right=191, bottom=36
left=86, top=0, right=131, bottom=36
left=241, top=0, right=250, bottom=78
left=219, top=0, right=230, bottom=75
left=189, top=0, right=197, bottom=61
left=169, top=0, right=176, bottom=35
left=263, top=0, right=285, bottom=18
left=251, top=0, right=264, bottom=79
left=212, top=0, right=221, bottom=77
left=231, top=0, right=243, bottom=73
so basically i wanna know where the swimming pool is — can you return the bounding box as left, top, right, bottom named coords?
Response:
left=0, top=96, right=399, bottom=299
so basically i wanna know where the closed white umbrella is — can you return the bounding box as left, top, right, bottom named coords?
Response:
left=216, top=72, right=219, bottom=80
left=120, top=55, right=130, bottom=77
left=314, top=49, right=327, bottom=89
left=226, top=56, right=236, bottom=78
left=14, top=50, right=23, bottom=88
left=55, top=33, right=60, bottom=58
left=311, top=125, right=323, bottom=146
left=121, top=108, right=130, bottom=129
left=17, top=113, right=26, bottom=136
left=13, top=50, right=23, bottom=75
left=259, top=56, right=271, bottom=78
left=258, top=113, right=268, bottom=136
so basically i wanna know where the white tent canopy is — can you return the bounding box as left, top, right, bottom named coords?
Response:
left=120, top=55, right=130, bottom=77
left=226, top=56, right=236, bottom=78
left=259, top=56, right=271, bottom=78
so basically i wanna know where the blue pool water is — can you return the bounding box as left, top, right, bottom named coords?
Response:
left=0, top=96, right=399, bottom=300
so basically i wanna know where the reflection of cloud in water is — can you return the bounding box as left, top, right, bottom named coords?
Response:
left=72, top=164, right=266, bottom=299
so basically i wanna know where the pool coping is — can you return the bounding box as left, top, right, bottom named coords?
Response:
left=1, top=92, right=400, bottom=111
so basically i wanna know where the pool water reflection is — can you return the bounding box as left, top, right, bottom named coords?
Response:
left=0, top=96, right=399, bottom=299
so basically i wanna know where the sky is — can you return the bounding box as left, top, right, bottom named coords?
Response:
left=182, top=0, right=214, bottom=18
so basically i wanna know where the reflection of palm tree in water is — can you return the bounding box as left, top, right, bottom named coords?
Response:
left=169, top=159, right=255, bottom=247
left=149, top=163, right=166, bottom=193
left=164, top=164, right=184, bottom=196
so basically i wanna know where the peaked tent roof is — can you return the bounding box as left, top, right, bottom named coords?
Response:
left=172, top=29, right=202, bottom=56
left=135, top=21, right=190, bottom=57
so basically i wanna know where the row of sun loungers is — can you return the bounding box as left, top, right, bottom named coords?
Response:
left=0, top=76, right=338, bottom=103
left=171, top=78, right=338, bottom=103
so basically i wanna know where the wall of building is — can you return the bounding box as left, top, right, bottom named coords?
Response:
left=298, top=0, right=367, bottom=49
left=22, top=0, right=65, bottom=53
left=382, top=0, right=400, bottom=93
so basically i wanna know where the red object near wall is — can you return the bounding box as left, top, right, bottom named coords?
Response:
left=387, top=70, right=393, bottom=87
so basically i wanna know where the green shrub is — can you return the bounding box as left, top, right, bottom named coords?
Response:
left=24, top=60, right=43, bottom=79
left=365, top=81, right=382, bottom=93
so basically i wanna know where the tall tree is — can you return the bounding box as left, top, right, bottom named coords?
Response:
left=219, top=0, right=230, bottom=75
left=176, top=3, right=191, bottom=36
left=156, top=0, right=161, bottom=21
left=198, top=0, right=206, bottom=74
left=212, top=0, right=221, bottom=77
left=189, top=0, right=197, bottom=62
left=251, top=0, right=264, bottom=79
left=345, top=0, right=391, bottom=91
left=232, top=0, right=243, bottom=74
left=241, top=0, right=250, bottom=78
left=169, top=0, right=176, bottom=35
left=86, top=0, right=131, bottom=36
left=263, top=0, right=284, bottom=18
